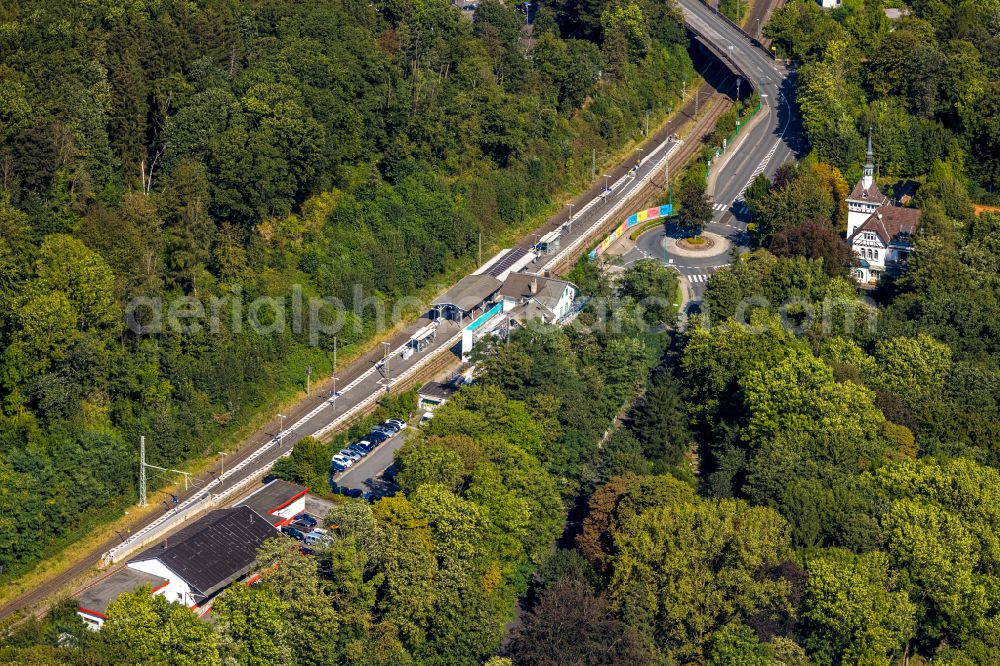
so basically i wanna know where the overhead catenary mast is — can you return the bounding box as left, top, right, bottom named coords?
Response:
left=139, top=436, right=147, bottom=507
left=139, top=436, right=190, bottom=508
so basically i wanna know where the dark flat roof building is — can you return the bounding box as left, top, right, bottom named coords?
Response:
left=431, top=274, right=502, bottom=319
left=419, top=381, right=457, bottom=402
left=78, top=483, right=310, bottom=629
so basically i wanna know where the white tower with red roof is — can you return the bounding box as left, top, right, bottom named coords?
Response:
left=846, top=130, right=888, bottom=237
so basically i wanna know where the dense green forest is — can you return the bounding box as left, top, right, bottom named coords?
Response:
left=0, top=0, right=692, bottom=577
left=1, top=256, right=681, bottom=664
left=3, top=0, right=1000, bottom=664
left=766, top=0, right=999, bottom=195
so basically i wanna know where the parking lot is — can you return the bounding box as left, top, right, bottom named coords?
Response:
left=332, top=427, right=409, bottom=497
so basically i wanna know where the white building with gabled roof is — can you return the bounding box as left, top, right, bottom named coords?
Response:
left=845, top=132, right=921, bottom=285
left=498, top=272, right=577, bottom=322
left=76, top=480, right=308, bottom=629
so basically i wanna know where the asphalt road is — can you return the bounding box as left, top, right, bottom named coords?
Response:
left=0, top=44, right=698, bottom=625
left=625, top=0, right=806, bottom=301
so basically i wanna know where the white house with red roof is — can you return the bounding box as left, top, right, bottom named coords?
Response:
left=76, top=479, right=308, bottom=629
left=846, top=133, right=889, bottom=239
left=846, top=133, right=921, bottom=284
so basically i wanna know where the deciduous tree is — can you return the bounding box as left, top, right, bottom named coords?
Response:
left=677, top=181, right=712, bottom=235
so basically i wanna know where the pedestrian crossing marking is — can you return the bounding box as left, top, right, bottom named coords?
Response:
left=712, top=202, right=750, bottom=215
left=734, top=139, right=781, bottom=203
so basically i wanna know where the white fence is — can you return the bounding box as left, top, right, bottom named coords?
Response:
left=311, top=328, right=464, bottom=440
left=102, top=327, right=466, bottom=565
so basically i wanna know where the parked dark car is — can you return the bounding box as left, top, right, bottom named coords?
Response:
left=281, top=526, right=305, bottom=541
left=344, top=488, right=363, bottom=499
left=291, top=513, right=318, bottom=530
left=355, top=440, right=376, bottom=452
left=346, top=444, right=369, bottom=457
left=366, top=430, right=389, bottom=444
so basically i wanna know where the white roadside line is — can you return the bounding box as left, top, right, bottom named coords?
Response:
left=107, top=12, right=786, bottom=566
left=104, top=326, right=460, bottom=564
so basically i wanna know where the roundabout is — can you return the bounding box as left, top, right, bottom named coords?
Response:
left=663, top=231, right=731, bottom=258
left=617, top=219, right=751, bottom=298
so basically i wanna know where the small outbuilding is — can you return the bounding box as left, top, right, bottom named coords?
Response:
left=418, top=381, right=457, bottom=410
left=236, top=479, right=308, bottom=528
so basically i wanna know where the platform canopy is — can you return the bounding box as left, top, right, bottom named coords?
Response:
left=411, top=323, right=437, bottom=342
left=431, top=274, right=502, bottom=313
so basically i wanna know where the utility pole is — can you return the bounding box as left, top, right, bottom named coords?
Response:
left=565, top=202, right=574, bottom=232
left=278, top=413, right=287, bottom=440
left=591, top=148, right=596, bottom=181
left=332, top=376, right=339, bottom=412
left=645, top=109, right=650, bottom=136
left=306, top=366, right=312, bottom=396
left=139, top=436, right=147, bottom=507
left=682, top=75, right=686, bottom=102
left=382, top=342, right=391, bottom=391
left=736, top=77, right=741, bottom=103
left=218, top=452, right=226, bottom=487
left=333, top=337, right=337, bottom=375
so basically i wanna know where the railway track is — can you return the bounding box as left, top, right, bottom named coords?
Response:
left=0, top=87, right=734, bottom=628
left=545, top=93, right=731, bottom=276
